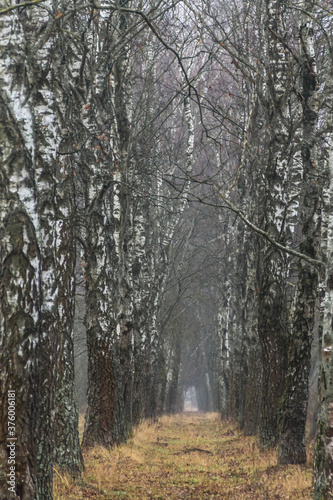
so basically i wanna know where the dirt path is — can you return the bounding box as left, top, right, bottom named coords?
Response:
left=54, top=412, right=312, bottom=499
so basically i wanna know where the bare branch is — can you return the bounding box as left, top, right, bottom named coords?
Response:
left=0, top=0, right=46, bottom=16
left=219, top=194, right=324, bottom=268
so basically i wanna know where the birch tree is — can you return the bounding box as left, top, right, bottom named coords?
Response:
left=313, top=8, right=333, bottom=496
left=51, top=3, right=84, bottom=474
left=80, top=6, right=125, bottom=447
left=255, top=0, right=296, bottom=449
left=0, top=12, right=42, bottom=493
left=0, top=0, right=83, bottom=496
left=278, top=0, right=321, bottom=465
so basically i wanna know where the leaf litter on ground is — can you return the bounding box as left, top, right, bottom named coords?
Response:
left=54, top=412, right=312, bottom=499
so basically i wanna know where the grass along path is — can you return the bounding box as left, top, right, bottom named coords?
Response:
left=54, top=412, right=312, bottom=499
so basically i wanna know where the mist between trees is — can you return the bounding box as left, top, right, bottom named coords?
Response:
left=1, top=0, right=333, bottom=498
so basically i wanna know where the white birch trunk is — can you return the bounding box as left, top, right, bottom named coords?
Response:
left=278, top=0, right=320, bottom=465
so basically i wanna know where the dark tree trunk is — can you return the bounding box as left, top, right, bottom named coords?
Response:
left=166, top=336, right=182, bottom=414
left=258, top=0, right=292, bottom=449
left=243, top=344, right=262, bottom=435
left=0, top=101, right=41, bottom=500
left=53, top=210, right=83, bottom=473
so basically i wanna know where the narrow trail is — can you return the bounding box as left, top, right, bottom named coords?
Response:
left=54, top=413, right=312, bottom=499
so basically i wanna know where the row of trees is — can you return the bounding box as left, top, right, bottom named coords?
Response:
left=1, top=0, right=333, bottom=499
left=0, top=0, right=197, bottom=497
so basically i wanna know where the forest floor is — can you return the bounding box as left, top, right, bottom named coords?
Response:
left=54, top=412, right=313, bottom=499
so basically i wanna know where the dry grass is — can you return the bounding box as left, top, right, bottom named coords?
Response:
left=54, top=412, right=313, bottom=499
